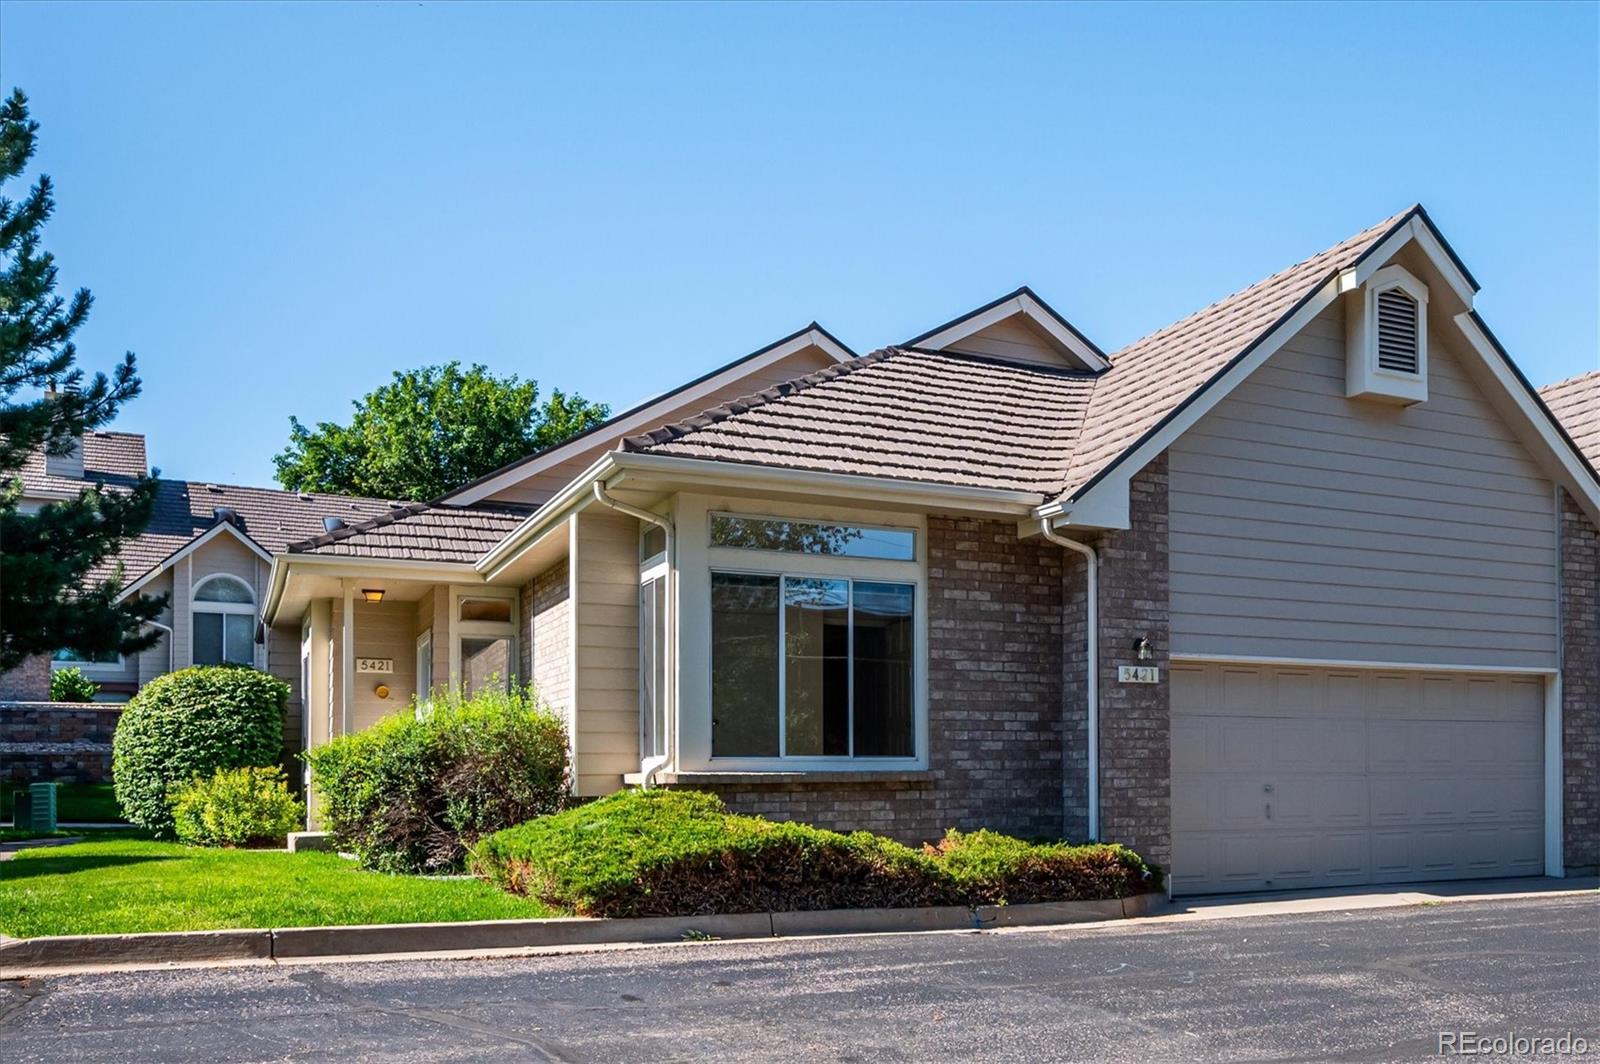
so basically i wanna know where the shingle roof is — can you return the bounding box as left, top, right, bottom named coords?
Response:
left=623, top=348, right=1098, bottom=495
left=625, top=209, right=1415, bottom=501
left=286, top=502, right=532, bottom=562
left=1540, top=369, right=1600, bottom=469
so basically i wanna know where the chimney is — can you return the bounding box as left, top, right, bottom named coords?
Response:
left=43, top=381, right=85, bottom=480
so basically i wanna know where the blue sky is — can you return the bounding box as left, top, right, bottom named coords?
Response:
left=2, top=1, right=1595, bottom=487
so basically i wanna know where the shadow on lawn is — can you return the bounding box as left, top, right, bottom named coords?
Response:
left=0, top=852, right=176, bottom=880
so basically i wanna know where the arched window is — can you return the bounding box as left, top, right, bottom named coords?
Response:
left=193, top=574, right=256, bottom=666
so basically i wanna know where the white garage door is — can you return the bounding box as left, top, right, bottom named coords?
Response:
left=1170, top=663, right=1545, bottom=896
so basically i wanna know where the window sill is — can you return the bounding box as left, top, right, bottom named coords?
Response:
left=631, top=769, right=933, bottom=786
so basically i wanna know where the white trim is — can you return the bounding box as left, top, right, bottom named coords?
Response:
left=1171, top=653, right=1558, bottom=676
left=444, top=328, right=855, bottom=506
left=475, top=454, right=615, bottom=576
left=1350, top=214, right=1476, bottom=307
left=261, top=553, right=482, bottom=627
left=1047, top=274, right=1344, bottom=530
left=1453, top=312, right=1600, bottom=528
left=340, top=583, right=355, bottom=737
left=913, top=291, right=1110, bottom=372
left=1346, top=264, right=1429, bottom=405
left=1544, top=674, right=1564, bottom=877
left=118, top=521, right=272, bottom=601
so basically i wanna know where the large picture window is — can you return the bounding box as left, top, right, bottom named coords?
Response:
left=711, top=572, right=914, bottom=760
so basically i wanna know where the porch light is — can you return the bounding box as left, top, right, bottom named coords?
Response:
left=361, top=588, right=385, bottom=604
left=1134, top=636, right=1152, bottom=661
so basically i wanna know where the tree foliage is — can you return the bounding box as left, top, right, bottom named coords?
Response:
left=0, top=88, right=164, bottom=671
left=273, top=362, right=609, bottom=501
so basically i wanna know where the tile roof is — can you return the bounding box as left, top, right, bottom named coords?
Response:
left=16, top=431, right=148, bottom=498
left=624, top=348, right=1098, bottom=495
left=103, top=481, right=401, bottom=586
left=626, top=210, right=1415, bottom=501
left=1540, top=369, right=1600, bottom=469
left=286, top=501, right=532, bottom=562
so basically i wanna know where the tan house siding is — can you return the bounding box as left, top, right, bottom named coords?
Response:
left=571, top=510, right=639, bottom=794
left=1168, top=301, right=1560, bottom=669
left=481, top=347, right=840, bottom=507
left=136, top=571, right=175, bottom=687
left=947, top=316, right=1068, bottom=369
left=266, top=624, right=303, bottom=762
left=345, top=599, right=418, bottom=732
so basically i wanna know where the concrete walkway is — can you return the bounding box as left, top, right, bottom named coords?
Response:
left=1138, top=874, right=1597, bottom=925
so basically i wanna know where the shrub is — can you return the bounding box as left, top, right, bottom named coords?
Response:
left=50, top=667, right=99, bottom=702
left=112, top=666, right=289, bottom=836
left=927, top=829, right=1153, bottom=905
left=470, top=789, right=1156, bottom=918
left=471, top=790, right=949, bottom=917
left=170, top=765, right=303, bottom=847
left=306, top=685, right=569, bottom=874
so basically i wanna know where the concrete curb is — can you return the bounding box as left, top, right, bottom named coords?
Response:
left=0, top=893, right=1165, bottom=975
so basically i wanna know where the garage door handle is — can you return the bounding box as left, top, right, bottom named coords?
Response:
left=1265, top=803, right=1272, bottom=820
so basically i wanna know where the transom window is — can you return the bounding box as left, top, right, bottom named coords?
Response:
left=710, top=514, right=916, bottom=561
left=193, top=574, right=255, bottom=666
left=456, top=593, right=516, bottom=696
left=711, top=572, right=915, bottom=759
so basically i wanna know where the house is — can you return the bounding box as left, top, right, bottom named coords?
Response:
left=12, top=205, right=1600, bottom=895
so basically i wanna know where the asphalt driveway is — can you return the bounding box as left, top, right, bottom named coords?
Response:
left=2, top=895, right=1595, bottom=1062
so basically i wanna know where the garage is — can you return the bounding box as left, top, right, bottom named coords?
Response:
left=1169, top=662, right=1547, bottom=896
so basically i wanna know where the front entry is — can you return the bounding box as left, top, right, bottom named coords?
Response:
left=1169, top=662, right=1545, bottom=895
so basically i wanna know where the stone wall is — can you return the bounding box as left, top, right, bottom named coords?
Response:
left=1, top=700, right=121, bottom=787
left=1560, top=489, right=1599, bottom=873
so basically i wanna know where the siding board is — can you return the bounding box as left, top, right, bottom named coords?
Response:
left=1168, top=300, right=1558, bottom=670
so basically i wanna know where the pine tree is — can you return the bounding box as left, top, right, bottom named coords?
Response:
left=0, top=88, right=165, bottom=670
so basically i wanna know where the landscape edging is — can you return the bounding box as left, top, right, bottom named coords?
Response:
left=0, top=893, right=1167, bottom=974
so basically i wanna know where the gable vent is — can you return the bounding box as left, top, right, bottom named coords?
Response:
left=1375, top=288, right=1420, bottom=374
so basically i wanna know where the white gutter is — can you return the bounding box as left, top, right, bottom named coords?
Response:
left=1040, top=524, right=1098, bottom=841
left=590, top=481, right=675, bottom=789
left=144, top=619, right=175, bottom=676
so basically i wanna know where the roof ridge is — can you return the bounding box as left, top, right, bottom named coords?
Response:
left=1541, top=368, right=1600, bottom=392
left=286, top=501, right=433, bottom=552
left=896, top=345, right=1103, bottom=379
left=621, top=347, right=899, bottom=452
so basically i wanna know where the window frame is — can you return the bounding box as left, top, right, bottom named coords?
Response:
left=693, top=505, right=927, bottom=773
left=708, top=510, right=918, bottom=562
left=447, top=585, right=519, bottom=696
left=191, top=573, right=258, bottom=668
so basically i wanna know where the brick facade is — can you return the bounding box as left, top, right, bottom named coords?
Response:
left=1560, top=489, right=1599, bottom=873
left=1086, top=456, right=1172, bottom=872
left=706, top=515, right=1071, bottom=845
left=1, top=700, right=122, bottom=787
left=522, top=560, right=573, bottom=714
left=0, top=655, right=52, bottom=702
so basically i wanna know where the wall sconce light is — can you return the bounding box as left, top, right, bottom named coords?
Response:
left=1134, top=636, right=1153, bottom=661
left=361, top=588, right=385, bottom=604
left=374, top=684, right=391, bottom=700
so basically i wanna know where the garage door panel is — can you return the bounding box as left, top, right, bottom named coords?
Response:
left=1172, top=662, right=1546, bottom=895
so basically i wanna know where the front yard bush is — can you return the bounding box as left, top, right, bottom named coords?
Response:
left=470, top=789, right=1155, bottom=918
left=112, top=665, right=289, bottom=836
left=50, top=666, right=99, bottom=702
left=306, top=685, right=569, bottom=874
left=170, top=765, right=303, bottom=847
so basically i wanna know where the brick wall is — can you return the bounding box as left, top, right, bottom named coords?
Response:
left=1561, top=489, right=1599, bottom=873
left=1086, top=455, right=1172, bottom=871
left=523, top=560, right=573, bottom=714
left=1, top=700, right=122, bottom=787
left=704, top=515, right=1071, bottom=845
left=0, top=655, right=52, bottom=701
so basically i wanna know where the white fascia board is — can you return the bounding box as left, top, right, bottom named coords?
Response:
left=117, top=521, right=273, bottom=602
left=1453, top=312, right=1600, bottom=527
left=474, top=453, right=616, bottom=576
left=916, top=293, right=1110, bottom=372
left=1044, top=274, right=1345, bottom=531
left=609, top=451, right=1046, bottom=512
left=260, top=553, right=482, bottom=626
left=1352, top=215, right=1476, bottom=308
left=445, top=329, right=854, bottom=506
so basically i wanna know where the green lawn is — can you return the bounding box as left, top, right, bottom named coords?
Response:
left=0, top=837, right=554, bottom=938
left=2, top=782, right=124, bottom=823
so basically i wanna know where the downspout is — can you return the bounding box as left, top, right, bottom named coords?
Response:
left=1040, top=524, right=1098, bottom=841
left=591, top=481, right=674, bottom=788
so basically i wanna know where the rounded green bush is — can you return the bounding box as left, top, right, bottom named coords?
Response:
left=170, top=765, right=303, bottom=847
left=306, top=685, right=570, bottom=874
left=112, top=665, right=289, bottom=835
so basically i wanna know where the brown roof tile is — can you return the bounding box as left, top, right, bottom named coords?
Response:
left=16, top=431, right=148, bottom=498
left=286, top=502, right=532, bottom=563
left=1540, top=368, right=1600, bottom=469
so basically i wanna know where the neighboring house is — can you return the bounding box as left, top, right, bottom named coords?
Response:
left=9, top=204, right=1598, bottom=895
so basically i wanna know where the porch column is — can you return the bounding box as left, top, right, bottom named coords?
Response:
left=340, top=582, right=356, bottom=737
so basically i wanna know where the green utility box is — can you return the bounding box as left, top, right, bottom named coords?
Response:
left=10, top=782, right=58, bottom=832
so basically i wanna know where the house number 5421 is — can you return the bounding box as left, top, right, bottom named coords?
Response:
left=1118, top=665, right=1160, bottom=684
